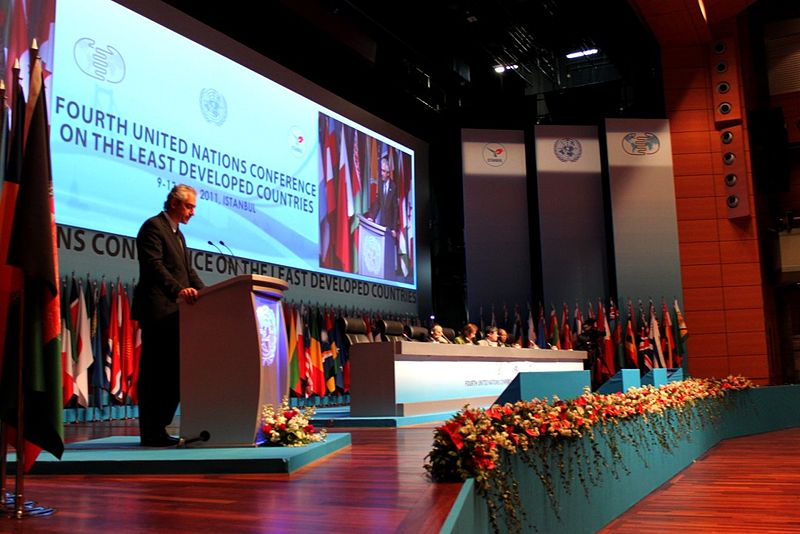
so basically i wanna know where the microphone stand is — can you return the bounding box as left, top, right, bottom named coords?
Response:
left=218, top=241, right=240, bottom=276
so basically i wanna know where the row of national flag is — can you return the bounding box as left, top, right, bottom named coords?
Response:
left=478, top=299, right=689, bottom=387
left=283, top=303, right=419, bottom=400
left=59, top=276, right=142, bottom=410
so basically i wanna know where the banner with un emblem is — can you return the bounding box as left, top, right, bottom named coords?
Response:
left=534, top=125, right=607, bottom=307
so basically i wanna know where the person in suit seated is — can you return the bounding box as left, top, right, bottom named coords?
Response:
left=430, top=324, right=451, bottom=343
left=497, top=328, right=517, bottom=347
left=477, top=326, right=500, bottom=347
left=133, top=184, right=205, bottom=447
left=453, top=323, right=478, bottom=344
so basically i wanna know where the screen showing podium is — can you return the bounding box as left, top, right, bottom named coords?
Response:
left=179, top=275, right=289, bottom=447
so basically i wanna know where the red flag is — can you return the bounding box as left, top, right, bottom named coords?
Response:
left=597, top=301, right=616, bottom=384
left=108, top=283, right=122, bottom=400
left=120, top=286, right=135, bottom=399
left=662, top=301, right=677, bottom=368
left=560, top=303, right=573, bottom=350
left=334, top=128, right=352, bottom=272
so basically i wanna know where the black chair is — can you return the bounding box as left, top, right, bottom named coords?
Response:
left=378, top=319, right=405, bottom=342
left=440, top=327, right=456, bottom=342
left=338, top=316, right=371, bottom=347
left=404, top=325, right=430, bottom=342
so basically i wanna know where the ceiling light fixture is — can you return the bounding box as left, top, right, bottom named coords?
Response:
left=565, top=48, right=599, bottom=59
left=493, top=64, right=519, bottom=73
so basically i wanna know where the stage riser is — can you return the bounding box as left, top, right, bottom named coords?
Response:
left=441, top=385, right=800, bottom=534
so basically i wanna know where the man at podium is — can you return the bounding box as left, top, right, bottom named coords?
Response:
left=366, top=155, right=399, bottom=280
left=132, top=184, right=205, bottom=447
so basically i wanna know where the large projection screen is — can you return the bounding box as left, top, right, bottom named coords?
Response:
left=47, top=0, right=428, bottom=302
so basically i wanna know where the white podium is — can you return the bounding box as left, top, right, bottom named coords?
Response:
left=179, top=275, right=289, bottom=447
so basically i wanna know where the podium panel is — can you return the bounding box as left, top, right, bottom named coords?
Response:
left=179, top=275, right=289, bottom=447
left=357, top=215, right=386, bottom=278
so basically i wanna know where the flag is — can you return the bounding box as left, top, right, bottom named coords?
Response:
left=319, top=117, right=337, bottom=267
left=560, top=303, right=572, bottom=350
left=662, top=301, right=677, bottom=369
left=673, top=299, right=688, bottom=367
left=286, top=303, right=302, bottom=395
left=321, top=309, right=335, bottom=394
left=573, top=302, right=583, bottom=348
left=327, top=309, right=344, bottom=392
left=649, top=302, right=667, bottom=368
left=527, top=304, right=537, bottom=348
left=624, top=300, right=639, bottom=369
left=107, top=282, right=122, bottom=400
left=129, top=315, right=142, bottom=405
left=73, top=279, right=94, bottom=407
left=301, top=305, right=314, bottom=396
left=537, top=303, right=547, bottom=348
left=295, top=305, right=308, bottom=396
left=334, top=126, right=352, bottom=272
left=610, top=299, right=625, bottom=370
left=60, top=277, right=76, bottom=406
left=0, top=69, right=25, bottom=377
left=119, top=285, right=135, bottom=400
left=637, top=301, right=654, bottom=371
left=597, top=301, right=616, bottom=384
left=309, top=307, right=326, bottom=397
left=0, top=56, right=64, bottom=470
left=548, top=305, right=561, bottom=349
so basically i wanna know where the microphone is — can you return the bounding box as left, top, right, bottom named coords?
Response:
left=207, top=240, right=225, bottom=256
left=177, top=430, right=210, bottom=448
left=219, top=240, right=240, bottom=275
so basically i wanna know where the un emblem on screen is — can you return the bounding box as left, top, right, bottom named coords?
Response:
left=554, top=137, right=582, bottom=162
left=199, top=88, right=227, bottom=126
left=256, top=304, right=278, bottom=367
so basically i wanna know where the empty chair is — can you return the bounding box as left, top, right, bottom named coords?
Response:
left=404, top=325, right=430, bottom=342
left=338, top=316, right=371, bottom=348
left=378, top=319, right=405, bottom=342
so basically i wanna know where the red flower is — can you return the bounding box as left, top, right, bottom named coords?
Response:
left=439, top=421, right=465, bottom=450
left=262, top=424, right=273, bottom=434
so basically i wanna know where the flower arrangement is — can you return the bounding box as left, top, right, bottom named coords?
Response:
left=424, top=376, right=753, bottom=533
left=259, top=397, right=327, bottom=447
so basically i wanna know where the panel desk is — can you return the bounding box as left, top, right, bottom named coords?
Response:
left=349, top=342, right=587, bottom=417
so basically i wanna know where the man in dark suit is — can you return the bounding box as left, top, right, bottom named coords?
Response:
left=133, top=184, right=205, bottom=447
left=367, top=155, right=398, bottom=279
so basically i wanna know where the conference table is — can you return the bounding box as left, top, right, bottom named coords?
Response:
left=349, top=341, right=587, bottom=417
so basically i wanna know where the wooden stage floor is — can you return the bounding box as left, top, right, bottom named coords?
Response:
left=3, top=422, right=800, bottom=533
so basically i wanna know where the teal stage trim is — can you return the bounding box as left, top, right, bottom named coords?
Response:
left=641, top=367, right=668, bottom=386
left=495, top=371, right=591, bottom=404
left=8, top=433, right=351, bottom=475
left=440, top=385, right=800, bottom=534
left=597, top=368, right=641, bottom=394
left=312, top=408, right=456, bottom=428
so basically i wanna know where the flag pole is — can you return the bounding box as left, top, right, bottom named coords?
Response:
left=7, top=40, right=56, bottom=519
left=0, top=78, right=9, bottom=509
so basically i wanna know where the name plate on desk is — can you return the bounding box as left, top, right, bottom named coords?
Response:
left=349, top=342, right=586, bottom=417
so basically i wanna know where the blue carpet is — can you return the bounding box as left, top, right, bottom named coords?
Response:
left=8, top=433, right=351, bottom=475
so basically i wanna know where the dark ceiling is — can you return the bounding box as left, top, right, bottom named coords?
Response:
left=160, top=0, right=662, bottom=140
